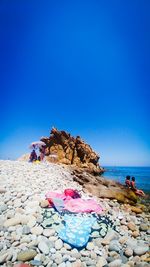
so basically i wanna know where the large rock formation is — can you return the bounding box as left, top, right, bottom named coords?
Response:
left=41, top=127, right=104, bottom=175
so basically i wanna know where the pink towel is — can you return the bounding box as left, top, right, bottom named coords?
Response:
left=45, top=191, right=103, bottom=213
left=45, top=191, right=66, bottom=200
left=64, top=198, right=103, bottom=213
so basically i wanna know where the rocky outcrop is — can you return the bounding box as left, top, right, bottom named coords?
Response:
left=41, top=127, right=104, bottom=175
left=71, top=168, right=138, bottom=204
left=18, top=128, right=142, bottom=204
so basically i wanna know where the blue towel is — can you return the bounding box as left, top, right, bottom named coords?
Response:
left=58, top=214, right=96, bottom=248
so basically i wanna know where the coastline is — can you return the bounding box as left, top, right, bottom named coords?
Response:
left=0, top=160, right=150, bottom=267
left=102, top=166, right=150, bottom=195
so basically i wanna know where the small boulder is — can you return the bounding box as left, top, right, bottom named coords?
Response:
left=0, top=250, right=12, bottom=264
left=133, top=246, right=149, bottom=256
left=101, top=230, right=119, bottom=245
left=40, top=200, right=49, bottom=208
left=38, top=241, right=49, bottom=255
left=108, top=259, right=122, bottom=267
left=55, top=239, right=63, bottom=250
left=72, top=259, right=82, bottom=267
left=1, top=204, right=7, bottom=212
left=124, top=248, right=133, bottom=257
left=127, top=222, right=136, bottom=231
left=43, top=228, right=55, bottom=237
left=86, top=242, right=95, bottom=250
left=139, top=223, right=148, bottom=232
left=30, top=260, right=42, bottom=266
left=17, top=250, right=37, bottom=261
left=132, top=230, right=140, bottom=238
left=31, top=226, right=43, bottom=235
left=109, top=241, right=121, bottom=253
left=130, top=206, right=142, bottom=214
left=4, top=217, right=21, bottom=227
left=96, top=256, right=107, bottom=267
left=22, top=225, right=31, bottom=235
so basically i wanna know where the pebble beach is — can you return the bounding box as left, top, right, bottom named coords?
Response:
left=0, top=160, right=150, bottom=267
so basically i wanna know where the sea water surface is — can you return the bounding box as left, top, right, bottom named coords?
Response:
left=103, top=166, right=150, bottom=192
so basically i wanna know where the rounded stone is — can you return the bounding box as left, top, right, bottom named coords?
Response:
left=127, top=222, right=136, bottom=231
left=139, top=224, right=148, bottom=232
left=96, top=256, right=107, bottom=267
left=108, top=241, right=121, bottom=252
left=72, top=260, right=83, bottom=267
left=1, top=204, right=8, bottom=212
left=80, top=250, right=89, bottom=257
left=92, top=222, right=100, bottom=230
left=43, top=229, right=55, bottom=237
left=132, top=230, right=140, bottom=238
left=4, top=217, right=21, bottom=227
left=22, top=225, right=31, bottom=235
left=90, top=251, right=97, bottom=260
left=124, top=248, right=133, bottom=257
left=133, top=246, right=149, bottom=256
left=54, top=253, right=63, bottom=264
left=50, top=248, right=56, bottom=254
left=20, top=236, right=31, bottom=244
left=31, top=226, right=43, bottom=235
left=64, top=243, right=72, bottom=250
left=30, top=260, right=42, bottom=266
left=0, top=251, right=12, bottom=264
left=86, top=242, right=95, bottom=251
left=91, top=231, right=99, bottom=238
left=38, top=241, right=49, bottom=255
left=17, top=249, right=37, bottom=261
left=55, top=239, right=63, bottom=250
left=147, top=229, right=150, bottom=235
left=27, top=217, right=36, bottom=228
left=40, top=200, right=49, bottom=208
left=108, top=259, right=122, bottom=267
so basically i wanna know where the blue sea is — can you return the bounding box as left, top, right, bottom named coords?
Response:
left=102, top=166, right=150, bottom=193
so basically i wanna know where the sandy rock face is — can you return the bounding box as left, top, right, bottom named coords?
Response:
left=41, top=127, right=104, bottom=175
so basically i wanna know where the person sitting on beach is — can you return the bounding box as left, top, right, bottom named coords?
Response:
left=29, top=149, right=37, bottom=162
left=125, top=175, right=131, bottom=188
left=131, top=177, right=145, bottom=197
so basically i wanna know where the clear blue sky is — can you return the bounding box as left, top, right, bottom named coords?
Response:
left=0, top=0, right=150, bottom=166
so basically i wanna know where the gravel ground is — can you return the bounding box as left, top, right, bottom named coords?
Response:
left=0, top=160, right=149, bottom=267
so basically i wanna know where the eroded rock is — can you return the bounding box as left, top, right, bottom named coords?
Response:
left=41, top=127, right=103, bottom=175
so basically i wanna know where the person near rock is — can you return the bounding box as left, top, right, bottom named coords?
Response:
left=125, top=175, right=131, bottom=188
left=38, top=156, right=41, bottom=161
left=39, top=145, right=45, bottom=161
left=131, top=177, right=145, bottom=196
left=29, top=149, right=37, bottom=162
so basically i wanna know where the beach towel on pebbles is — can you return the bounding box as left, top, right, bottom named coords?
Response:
left=64, top=198, right=103, bottom=213
left=45, top=191, right=103, bottom=213
left=41, top=209, right=115, bottom=246
left=58, top=214, right=96, bottom=248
